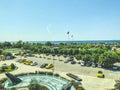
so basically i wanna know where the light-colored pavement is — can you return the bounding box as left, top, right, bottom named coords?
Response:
left=0, top=55, right=119, bottom=90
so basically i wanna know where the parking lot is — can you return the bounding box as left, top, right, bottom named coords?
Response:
left=0, top=56, right=118, bottom=90
left=21, top=55, right=120, bottom=80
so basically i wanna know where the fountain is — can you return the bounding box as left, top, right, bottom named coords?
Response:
left=4, top=73, right=76, bottom=90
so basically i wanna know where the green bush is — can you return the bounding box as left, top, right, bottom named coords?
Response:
left=10, top=63, right=16, bottom=69
left=98, top=71, right=103, bottom=74
left=54, top=73, right=59, bottom=77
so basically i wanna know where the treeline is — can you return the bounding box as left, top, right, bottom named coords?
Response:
left=0, top=40, right=120, bottom=68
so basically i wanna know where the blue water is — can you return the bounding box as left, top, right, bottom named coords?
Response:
left=2, top=40, right=120, bottom=44
left=27, top=40, right=120, bottom=44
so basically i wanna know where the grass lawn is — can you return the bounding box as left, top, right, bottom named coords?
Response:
left=3, top=48, right=22, bottom=53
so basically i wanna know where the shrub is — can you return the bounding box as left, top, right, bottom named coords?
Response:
left=47, top=72, right=53, bottom=75
left=10, top=63, right=16, bottom=69
left=54, top=73, right=59, bottom=77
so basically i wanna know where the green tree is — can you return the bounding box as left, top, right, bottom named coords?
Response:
left=91, top=54, right=99, bottom=63
left=75, top=54, right=82, bottom=60
left=14, top=40, right=23, bottom=48
left=72, top=49, right=79, bottom=55
left=23, top=42, right=31, bottom=50
left=98, top=52, right=119, bottom=68
left=0, top=49, right=2, bottom=55
left=45, top=41, right=52, bottom=46
left=82, top=54, right=91, bottom=61
left=3, top=41, right=12, bottom=48
left=2, top=51, right=12, bottom=56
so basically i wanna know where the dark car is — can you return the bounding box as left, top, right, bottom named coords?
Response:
left=112, top=65, right=119, bottom=70
left=86, top=61, right=92, bottom=67
left=71, top=61, right=76, bottom=64
left=40, top=63, right=48, bottom=68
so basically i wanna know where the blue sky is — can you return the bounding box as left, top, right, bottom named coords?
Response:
left=0, top=0, right=120, bottom=41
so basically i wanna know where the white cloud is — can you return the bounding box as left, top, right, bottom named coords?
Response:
left=46, top=24, right=52, bottom=34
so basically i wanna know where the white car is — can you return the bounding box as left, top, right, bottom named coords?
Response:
left=31, top=62, right=38, bottom=66
left=80, top=61, right=85, bottom=66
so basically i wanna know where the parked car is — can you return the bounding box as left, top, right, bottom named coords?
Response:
left=40, top=63, right=48, bottom=68
left=15, top=59, right=21, bottom=62
left=71, top=61, right=76, bottom=64
left=64, top=58, right=74, bottom=63
left=112, top=65, right=119, bottom=70
left=64, top=59, right=70, bottom=63
left=97, top=71, right=104, bottom=78
left=97, top=64, right=102, bottom=68
left=31, top=62, right=38, bottom=66
left=92, top=62, right=97, bottom=68
left=19, top=59, right=27, bottom=63
left=45, top=63, right=54, bottom=69
left=24, top=60, right=33, bottom=65
left=86, top=61, right=92, bottom=67
left=80, top=61, right=85, bottom=66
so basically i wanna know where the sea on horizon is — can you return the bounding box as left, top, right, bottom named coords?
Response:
left=2, top=40, right=119, bottom=44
